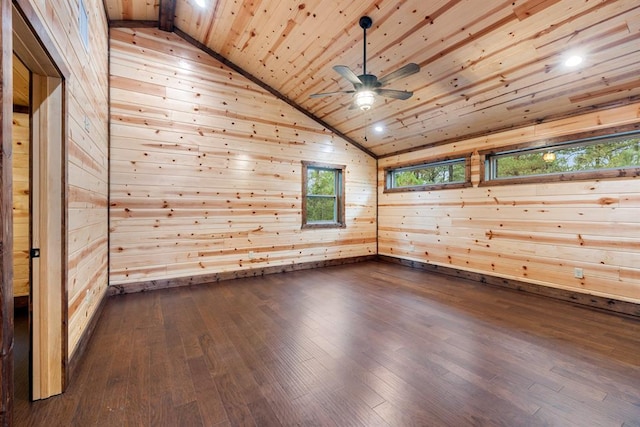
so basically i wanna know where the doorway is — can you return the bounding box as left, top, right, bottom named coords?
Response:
left=11, top=1, right=68, bottom=403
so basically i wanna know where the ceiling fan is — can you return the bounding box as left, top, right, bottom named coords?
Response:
left=310, top=16, right=420, bottom=111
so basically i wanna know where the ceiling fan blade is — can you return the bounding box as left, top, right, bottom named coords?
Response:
left=310, top=90, right=355, bottom=98
left=378, top=63, right=420, bottom=86
left=333, top=65, right=363, bottom=86
left=377, top=89, right=413, bottom=100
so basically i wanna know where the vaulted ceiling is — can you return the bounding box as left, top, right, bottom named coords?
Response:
left=104, top=0, right=640, bottom=157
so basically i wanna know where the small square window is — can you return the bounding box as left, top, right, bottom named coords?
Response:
left=302, top=161, right=345, bottom=229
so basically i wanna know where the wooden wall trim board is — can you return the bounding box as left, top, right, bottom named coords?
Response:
left=109, top=20, right=157, bottom=28
left=107, top=247, right=639, bottom=318
left=0, top=0, right=14, bottom=423
left=11, top=105, right=27, bottom=115
left=108, top=255, right=376, bottom=295
left=378, top=255, right=640, bottom=318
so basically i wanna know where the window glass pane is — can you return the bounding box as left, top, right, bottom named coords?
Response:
left=491, top=133, right=640, bottom=179
left=390, top=159, right=465, bottom=188
left=306, top=196, right=336, bottom=222
left=302, top=163, right=344, bottom=228
left=307, top=169, right=336, bottom=195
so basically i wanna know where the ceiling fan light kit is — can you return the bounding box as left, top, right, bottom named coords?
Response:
left=310, top=16, right=420, bottom=111
left=355, top=90, right=375, bottom=110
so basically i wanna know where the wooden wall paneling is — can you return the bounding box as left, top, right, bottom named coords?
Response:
left=381, top=101, right=640, bottom=163
left=378, top=103, right=640, bottom=304
left=174, top=28, right=375, bottom=156
left=108, top=0, right=159, bottom=21
left=102, top=1, right=640, bottom=157
left=11, top=112, right=29, bottom=297
left=109, top=27, right=377, bottom=290
left=13, top=0, right=109, bottom=398
left=40, top=0, right=109, bottom=361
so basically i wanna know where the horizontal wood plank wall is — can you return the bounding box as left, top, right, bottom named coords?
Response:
left=379, top=103, right=640, bottom=304
left=25, top=0, right=110, bottom=357
left=12, top=112, right=29, bottom=297
left=108, top=28, right=377, bottom=289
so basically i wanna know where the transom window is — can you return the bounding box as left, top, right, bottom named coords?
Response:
left=484, top=130, right=640, bottom=183
left=302, top=161, right=345, bottom=229
left=385, top=157, right=468, bottom=192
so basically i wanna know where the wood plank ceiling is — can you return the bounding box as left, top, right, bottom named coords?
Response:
left=104, top=0, right=640, bottom=157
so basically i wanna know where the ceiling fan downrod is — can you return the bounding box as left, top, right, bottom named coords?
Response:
left=360, top=16, right=372, bottom=76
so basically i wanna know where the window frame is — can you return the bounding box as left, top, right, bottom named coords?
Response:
left=301, top=161, right=346, bottom=229
left=384, top=156, right=471, bottom=193
left=480, top=126, right=640, bottom=186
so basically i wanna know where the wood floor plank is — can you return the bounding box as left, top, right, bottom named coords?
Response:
left=13, top=261, right=640, bottom=426
left=175, top=400, right=204, bottom=427
left=186, top=357, right=228, bottom=425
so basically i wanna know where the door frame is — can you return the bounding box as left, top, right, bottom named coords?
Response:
left=1, top=0, right=15, bottom=421
left=29, top=72, right=66, bottom=400
left=1, top=0, right=69, bottom=421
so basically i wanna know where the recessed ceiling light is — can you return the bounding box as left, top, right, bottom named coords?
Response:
left=194, top=0, right=206, bottom=7
left=564, top=54, right=584, bottom=67
left=374, top=124, right=385, bottom=133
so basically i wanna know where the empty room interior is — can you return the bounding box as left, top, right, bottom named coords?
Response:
left=1, top=0, right=640, bottom=425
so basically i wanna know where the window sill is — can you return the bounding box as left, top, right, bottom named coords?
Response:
left=302, top=222, right=346, bottom=229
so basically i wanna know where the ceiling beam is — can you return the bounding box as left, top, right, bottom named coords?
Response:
left=158, top=0, right=177, bottom=32
left=174, top=28, right=376, bottom=159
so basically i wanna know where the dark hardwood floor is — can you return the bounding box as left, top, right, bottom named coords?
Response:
left=15, top=261, right=640, bottom=426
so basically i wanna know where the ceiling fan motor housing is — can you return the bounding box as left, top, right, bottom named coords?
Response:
left=356, top=74, right=380, bottom=90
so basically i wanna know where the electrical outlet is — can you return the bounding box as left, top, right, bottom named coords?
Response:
left=248, top=251, right=255, bottom=259
left=574, top=267, right=584, bottom=279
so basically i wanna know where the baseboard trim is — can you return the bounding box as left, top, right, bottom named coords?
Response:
left=67, top=289, right=109, bottom=384
left=108, top=255, right=377, bottom=296
left=377, top=255, right=640, bottom=318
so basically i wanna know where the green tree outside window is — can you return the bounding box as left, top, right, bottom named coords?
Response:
left=491, top=134, right=640, bottom=179
left=302, top=162, right=345, bottom=228
left=388, top=159, right=466, bottom=189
